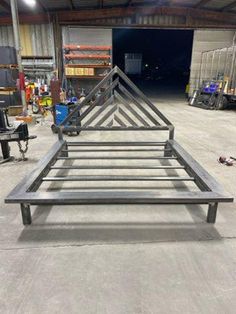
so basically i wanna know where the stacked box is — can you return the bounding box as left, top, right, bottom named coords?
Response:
left=65, top=67, right=74, bottom=76
left=88, top=68, right=95, bottom=76
left=74, top=68, right=79, bottom=76
left=0, top=91, right=21, bottom=109
left=0, top=47, right=19, bottom=109
left=80, top=68, right=85, bottom=76
left=0, top=46, right=17, bottom=65
left=84, top=68, right=89, bottom=76
left=0, top=68, right=19, bottom=87
left=65, top=67, right=95, bottom=76
left=74, top=68, right=84, bottom=76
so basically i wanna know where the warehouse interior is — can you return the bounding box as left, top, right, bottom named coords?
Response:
left=1, top=0, right=236, bottom=313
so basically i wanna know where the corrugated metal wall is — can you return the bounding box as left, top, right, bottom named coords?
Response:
left=189, top=30, right=235, bottom=95
left=87, top=15, right=186, bottom=26
left=137, top=15, right=185, bottom=25
left=62, top=26, right=112, bottom=46
left=0, top=24, right=54, bottom=56
left=1, top=22, right=235, bottom=95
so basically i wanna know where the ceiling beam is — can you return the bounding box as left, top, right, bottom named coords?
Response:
left=222, top=1, right=236, bottom=12
left=1, top=5, right=236, bottom=26
left=66, top=21, right=236, bottom=30
left=194, top=0, right=212, bottom=8
left=128, top=0, right=165, bottom=6
left=0, top=0, right=11, bottom=12
left=56, top=6, right=236, bottom=24
left=99, top=0, right=104, bottom=9
left=68, top=0, right=75, bottom=10
left=0, top=13, right=48, bottom=25
left=37, top=0, right=48, bottom=12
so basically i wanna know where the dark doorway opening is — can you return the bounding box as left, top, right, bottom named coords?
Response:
left=112, top=29, right=194, bottom=100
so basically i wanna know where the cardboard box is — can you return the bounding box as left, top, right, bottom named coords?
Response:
left=84, top=68, right=89, bottom=76
left=88, top=68, right=95, bottom=76
left=8, top=106, right=22, bottom=116
left=65, top=67, right=74, bottom=76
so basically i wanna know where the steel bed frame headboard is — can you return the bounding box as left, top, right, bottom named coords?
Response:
left=5, top=66, right=233, bottom=225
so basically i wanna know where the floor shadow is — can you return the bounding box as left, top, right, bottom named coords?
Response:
left=18, top=204, right=222, bottom=245
left=159, top=158, right=207, bottom=222
left=32, top=158, right=74, bottom=223
left=18, top=221, right=222, bottom=244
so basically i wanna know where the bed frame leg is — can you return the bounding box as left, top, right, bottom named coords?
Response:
left=21, top=203, right=32, bottom=225
left=207, top=203, right=218, bottom=224
left=61, top=144, right=68, bottom=157
left=164, top=143, right=172, bottom=157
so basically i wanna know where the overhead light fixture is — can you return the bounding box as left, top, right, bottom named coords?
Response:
left=23, top=0, right=37, bottom=7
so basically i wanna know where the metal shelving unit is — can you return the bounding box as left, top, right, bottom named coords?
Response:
left=63, top=44, right=112, bottom=94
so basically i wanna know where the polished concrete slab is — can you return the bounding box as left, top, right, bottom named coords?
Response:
left=0, top=98, right=236, bottom=313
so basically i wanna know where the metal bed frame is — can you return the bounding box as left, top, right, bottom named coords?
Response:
left=5, top=66, right=233, bottom=225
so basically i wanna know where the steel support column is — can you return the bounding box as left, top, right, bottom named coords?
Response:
left=10, top=0, right=27, bottom=114
left=52, top=14, right=63, bottom=80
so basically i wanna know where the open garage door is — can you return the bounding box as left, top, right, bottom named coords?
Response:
left=112, top=29, right=193, bottom=101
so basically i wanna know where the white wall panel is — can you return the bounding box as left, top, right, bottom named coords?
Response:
left=189, top=30, right=235, bottom=95
left=62, top=27, right=112, bottom=46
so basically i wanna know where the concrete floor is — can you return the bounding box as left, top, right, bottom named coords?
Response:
left=1, top=95, right=236, bottom=313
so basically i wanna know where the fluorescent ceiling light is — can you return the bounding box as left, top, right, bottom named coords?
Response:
left=23, top=0, right=37, bottom=7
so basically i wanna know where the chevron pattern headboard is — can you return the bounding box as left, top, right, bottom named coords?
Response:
left=59, top=66, right=174, bottom=138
